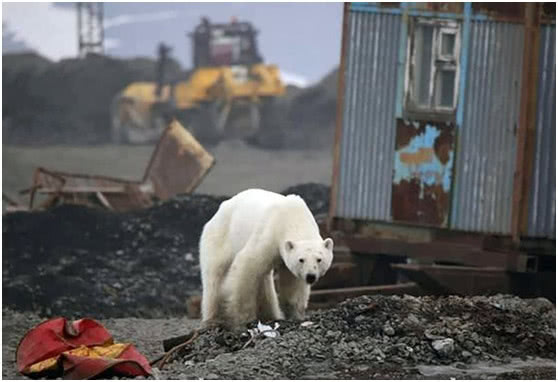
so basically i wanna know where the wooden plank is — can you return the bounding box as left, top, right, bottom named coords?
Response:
left=38, top=186, right=127, bottom=193
left=392, top=263, right=555, bottom=301
left=312, top=262, right=361, bottom=290
left=511, top=3, right=541, bottom=242
left=345, top=235, right=528, bottom=271
left=309, top=282, right=423, bottom=304
left=392, top=264, right=510, bottom=296
left=327, top=2, right=350, bottom=232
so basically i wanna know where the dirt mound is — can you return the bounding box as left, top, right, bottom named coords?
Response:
left=3, top=52, right=183, bottom=145
left=2, top=183, right=329, bottom=319
left=155, top=294, right=555, bottom=379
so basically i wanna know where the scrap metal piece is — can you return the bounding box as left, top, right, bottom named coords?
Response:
left=23, top=120, right=214, bottom=212
left=143, top=119, right=215, bottom=200
left=28, top=168, right=149, bottom=212
left=2, top=192, right=28, bottom=213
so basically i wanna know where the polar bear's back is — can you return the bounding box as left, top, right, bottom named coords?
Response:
left=203, top=188, right=317, bottom=257
left=226, top=189, right=286, bottom=250
left=207, top=189, right=286, bottom=254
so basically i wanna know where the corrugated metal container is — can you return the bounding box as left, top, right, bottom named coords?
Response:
left=450, top=21, right=524, bottom=234
left=527, top=25, right=556, bottom=239
left=336, top=11, right=401, bottom=220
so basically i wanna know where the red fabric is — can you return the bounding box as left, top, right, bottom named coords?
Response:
left=16, top=317, right=152, bottom=379
left=60, top=349, right=150, bottom=380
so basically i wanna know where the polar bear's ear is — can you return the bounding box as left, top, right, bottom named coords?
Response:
left=324, top=238, right=334, bottom=251
left=285, top=240, right=295, bottom=252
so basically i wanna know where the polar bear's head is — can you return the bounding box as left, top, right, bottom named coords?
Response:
left=280, top=238, right=334, bottom=285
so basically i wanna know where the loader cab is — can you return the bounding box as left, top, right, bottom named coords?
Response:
left=190, top=17, right=263, bottom=68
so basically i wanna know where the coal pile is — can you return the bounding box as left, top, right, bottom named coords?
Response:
left=281, top=183, right=330, bottom=216
left=2, top=183, right=329, bottom=319
left=155, top=294, right=556, bottom=379
left=3, top=193, right=226, bottom=319
left=3, top=52, right=183, bottom=145
left=249, top=68, right=338, bottom=150
left=3, top=50, right=338, bottom=149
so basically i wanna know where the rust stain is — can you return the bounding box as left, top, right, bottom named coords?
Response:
left=472, top=3, right=524, bottom=20
left=542, top=3, right=555, bottom=21
left=424, top=2, right=464, bottom=14
left=392, top=179, right=449, bottom=227
left=433, top=124, right=454, bottom=165
left=400, top=147, right=434, bottom=165
left=395, top=120, right=426, bottom=150
left=392, top=118, right=455, bottom=228
left=380, top=2, right=400, bottom=8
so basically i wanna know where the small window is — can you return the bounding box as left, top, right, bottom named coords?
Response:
left=405, top=18, right=460, bottom=118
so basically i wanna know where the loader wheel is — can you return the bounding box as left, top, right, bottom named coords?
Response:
left=245, top=97, right=287, bottom=149
left=110, top=97, right=128, bottom=144
left=188, top=103, right=224, bottom=146
left=111, top=96, right=161, bottom=145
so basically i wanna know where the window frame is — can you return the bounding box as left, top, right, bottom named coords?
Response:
left=404, top=17, right=461, bottom=120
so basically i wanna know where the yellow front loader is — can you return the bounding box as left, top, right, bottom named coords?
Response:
left=111, top=18, right=286, bottom=144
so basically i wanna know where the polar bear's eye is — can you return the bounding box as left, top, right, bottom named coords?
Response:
left=299, top=259, right=304, bottom=263
left=317, top=258, right=322, bottom=263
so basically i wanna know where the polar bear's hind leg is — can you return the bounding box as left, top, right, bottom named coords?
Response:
left=199, top=222, right=232, bottom=326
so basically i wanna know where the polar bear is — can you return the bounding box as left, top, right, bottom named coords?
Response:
left=199, top=188, right=334, bottom=329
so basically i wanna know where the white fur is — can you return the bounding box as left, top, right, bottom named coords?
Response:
left=199, top=188, right=334, bottom=329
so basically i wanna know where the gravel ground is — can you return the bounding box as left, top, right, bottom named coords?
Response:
left=3, top=181, right=556, bottom=379
left=3, top=294, right=555, bottom=380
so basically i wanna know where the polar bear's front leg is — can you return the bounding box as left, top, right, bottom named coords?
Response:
left=258, top=272, right=284, bottom=321
left=222, top=261, right=261, bottom=330
left=277, top=264, right=311, bottom=321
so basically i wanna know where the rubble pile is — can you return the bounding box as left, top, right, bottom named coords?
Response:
left=2, top=184, right=330, bottom=319
left=156, top=294, right=555, bottom=379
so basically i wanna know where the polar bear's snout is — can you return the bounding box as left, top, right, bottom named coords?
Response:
left=306, top=273, right=317, bottom=284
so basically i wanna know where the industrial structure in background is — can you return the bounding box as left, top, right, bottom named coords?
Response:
left=77, top=2, right=104, bottom=57
left=111, top=17, right=286, bottom=144
left=322, top=2, right=555, bottom=302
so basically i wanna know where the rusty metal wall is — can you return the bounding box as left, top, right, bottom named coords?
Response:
left=336, top=11, right=401, bottom=220
left=527, top=25, right=556, bottom=239
left=450, top=21, right=524, bottom=234
left=392, top=120, right=456, bottom=228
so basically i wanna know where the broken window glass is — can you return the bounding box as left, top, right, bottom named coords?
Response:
left=415, top=24, right=434, bottom=106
